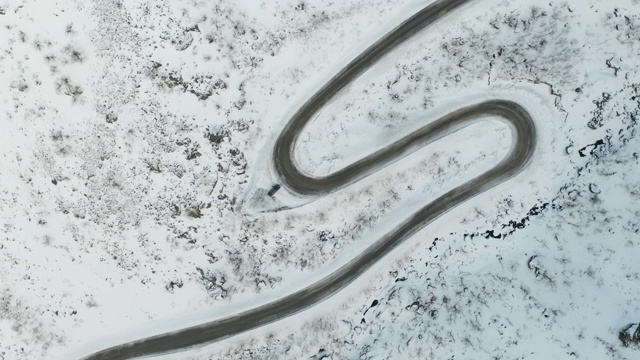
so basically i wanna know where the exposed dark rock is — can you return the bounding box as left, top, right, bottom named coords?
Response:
left=578, top=139, right=605, bottom=157
left=619, top=323, right=640, bottom=347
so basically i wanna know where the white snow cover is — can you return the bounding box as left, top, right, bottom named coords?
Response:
left=1, top=0, right=639, bottom=359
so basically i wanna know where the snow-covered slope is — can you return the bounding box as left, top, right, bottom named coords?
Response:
left=0, top=0, right=639, bottom=359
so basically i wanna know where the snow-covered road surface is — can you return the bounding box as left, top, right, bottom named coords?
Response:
left=81, top=0, right=537, bottom=359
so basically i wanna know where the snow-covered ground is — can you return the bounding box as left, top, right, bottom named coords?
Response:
left=1, top=0, right=639, bottom=359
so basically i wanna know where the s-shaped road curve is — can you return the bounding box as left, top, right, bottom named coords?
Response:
left=82, top=0, right=536, bottom=359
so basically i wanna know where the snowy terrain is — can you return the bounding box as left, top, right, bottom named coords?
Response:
left=1, top=0, right=639, bottom=359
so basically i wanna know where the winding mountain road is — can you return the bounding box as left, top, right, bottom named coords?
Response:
left=82, top=0, right=536, bottom=359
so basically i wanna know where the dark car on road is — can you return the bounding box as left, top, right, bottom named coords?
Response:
left=268, top=184, right=281, bottom=196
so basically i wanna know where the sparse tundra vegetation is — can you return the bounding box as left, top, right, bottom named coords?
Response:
left=0, top=0, right=639, bottom=359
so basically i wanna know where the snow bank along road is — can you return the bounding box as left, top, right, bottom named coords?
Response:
left=82, top=0, right=536, bottom=359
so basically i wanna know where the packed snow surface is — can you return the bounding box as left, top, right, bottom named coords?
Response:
left=1, top=0, right=640, bottom=359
